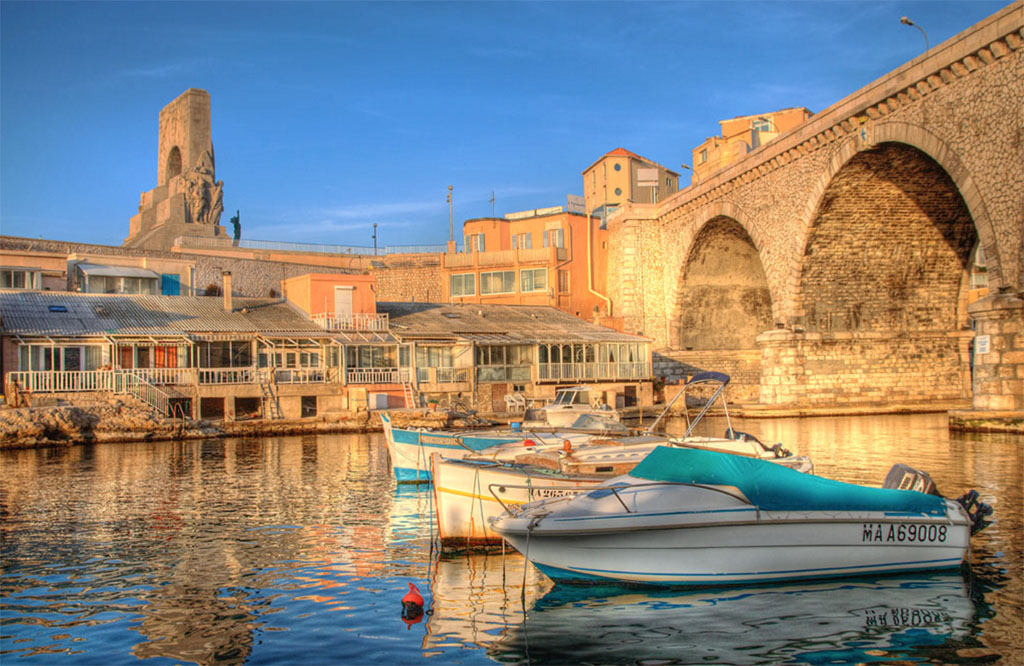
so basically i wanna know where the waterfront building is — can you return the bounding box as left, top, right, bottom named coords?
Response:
left=441, top=207, right=613, bottom=322
left=1, top=274, right=652, bottom=418
left=689, top=107, right=813, bottom=184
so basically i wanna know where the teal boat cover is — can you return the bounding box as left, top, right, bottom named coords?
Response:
left=629, top=446, right=947, bottom=516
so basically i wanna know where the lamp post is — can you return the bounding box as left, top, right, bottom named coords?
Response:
left=900, top=16, right=929, bottom=52
left=372, top=222, right=378, bottom=256
left=680, top=163, right=699, bottom=186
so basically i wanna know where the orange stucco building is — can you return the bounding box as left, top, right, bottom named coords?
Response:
left=690, top=107, right=813, bottom=184
left=282, top=273, right=378, bottom=318
left=441, top=208, right=612, bottom=321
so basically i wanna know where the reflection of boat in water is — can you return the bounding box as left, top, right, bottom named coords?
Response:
left=422, top=553, right=552, bottom=654
left=490, top=572, right=978, bottom=665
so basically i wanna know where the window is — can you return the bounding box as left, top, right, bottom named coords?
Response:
left=19, top=345, right=103, bottom=372
left=346, top=345, right=396, bottom=368
left=520, top=268, right=547, bottom=293
left=614, top=188, right=622, bottom=196
left=558, top=269, right=570, bottom=293
left=464, top=233, right=485, bottom=252
left=613, top=163, right=622, bottom=171
left=1, top=269, right=38, bottom=289
left=699, top=149, right=707, bottom=164
left=542, top=228, right=564, bottom=249
left=480, top=270, right=515, bottom=295
left=197, top=341, right=251, bottom=368
left=450, top=273, right=475, bottom=297
left=475, top=345, right=532, bottom=382
left=512, top=233, right=532, bottom=249
left=752, top=118, right=771, bottom=132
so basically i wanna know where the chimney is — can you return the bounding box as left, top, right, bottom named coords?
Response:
left=222, top=271, right=233, bottom=312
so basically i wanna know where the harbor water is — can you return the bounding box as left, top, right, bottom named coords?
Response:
left=1, top=413, right=1021, bottom=665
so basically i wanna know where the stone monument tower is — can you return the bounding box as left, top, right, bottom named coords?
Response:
left=124, top=88, right=227, bottom=250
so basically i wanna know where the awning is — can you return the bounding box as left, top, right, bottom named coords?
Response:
left=76, top=263, right=159, bottom=279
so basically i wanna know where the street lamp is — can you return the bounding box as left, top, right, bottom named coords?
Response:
left=680, top=163, right=700, bottom=186
left=900, top=16, right=929, bottom=52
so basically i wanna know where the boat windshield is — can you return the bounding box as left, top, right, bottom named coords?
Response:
left=569, top=414, right=629, bottom=433
left=554, top=389, right=588, bottom=406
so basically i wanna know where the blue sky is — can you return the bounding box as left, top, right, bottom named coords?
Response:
left=0, top=1, right=1009, bottom=249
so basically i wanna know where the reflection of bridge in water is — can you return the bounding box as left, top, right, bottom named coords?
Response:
left=610, top=5, right=1023, bottom=414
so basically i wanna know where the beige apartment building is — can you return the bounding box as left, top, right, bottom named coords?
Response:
left=689, top=107, right=813, bottom=184
left=582, top=148, right=679, bottom=214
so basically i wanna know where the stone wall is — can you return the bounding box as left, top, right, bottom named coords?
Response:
left=757, top=330, right=973, bottom=407
left=653, top=350, right=761, bottom=404
left=372, top=256, right=443, bottom=303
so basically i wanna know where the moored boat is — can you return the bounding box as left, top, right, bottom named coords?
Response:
left=521, top=386, right=621, bottom=428
left=380, top=411, right=623, bottom=482
left=490, top=446, right=992, bottom=586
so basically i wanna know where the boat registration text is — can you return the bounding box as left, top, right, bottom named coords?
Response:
left=861, top=523, right=947, bottom=543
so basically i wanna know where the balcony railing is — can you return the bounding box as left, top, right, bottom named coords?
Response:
left=443, top=246, right=567, bottom=269
left=415, top=367, right=471, bottom=384
left=313, top=312, right=389, bottom=331
left=271, top=368, right=327, bottom=384
left=7, top=370, right=118, bottom=393
left=125, top=367, right=197, bottom=385
left=345, top=367, right=410, bottom=384
left=537, top=362, right=651, bottom=382
left=197, top=366, right=257, bottom=385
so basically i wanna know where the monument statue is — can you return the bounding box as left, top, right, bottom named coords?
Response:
left=230, top=210, right=241, bottom=246
left=125, top=89, right=229, bottom=250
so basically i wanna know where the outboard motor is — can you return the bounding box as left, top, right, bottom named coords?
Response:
left=882, top=463, right=942, bottom=496
left=956, top=489, right=994, bottom=535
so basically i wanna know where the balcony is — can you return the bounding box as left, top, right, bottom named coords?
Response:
left=537, top=361, right=651, bottom=382
left=443, top=246, right=567, bottom=269
left=345, top=367, right=410, bottom=384
left=314, top=312, right=389, bottom=331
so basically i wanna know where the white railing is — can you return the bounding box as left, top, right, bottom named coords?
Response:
left=6, top=370, right=118, bottom=393
left=313, top=312, right=390, bottom=331
left=415, top=367, right=471, bottom=384
left=272, top=368, right=327, bottom=384
left=443, top=246, right=568, bottom=269
left=538, top=362, right=651, bottom=382
left=5, top=370, right=173, bottom=415
left=345, top=367, right=410, bottom=384
left=120, top=373, right=172, bottom=416
left=125, top=367, right=196, bottom=386
left=197, top=366, right=257, bottom=385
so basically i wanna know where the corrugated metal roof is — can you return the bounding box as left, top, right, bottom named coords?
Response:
left=0, top=291, right=324, bottom=337
left=76, top=263, right=159, bottom=279
left=379, top=302, right=648, bottom=345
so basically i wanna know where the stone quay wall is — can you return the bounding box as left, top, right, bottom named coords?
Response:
left=372, top=256, right=444, bottom=303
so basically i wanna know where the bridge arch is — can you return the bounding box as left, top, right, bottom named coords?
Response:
left=786, top=121, right=1000, bottom=322
left=669, top=201, right=776, bottom=352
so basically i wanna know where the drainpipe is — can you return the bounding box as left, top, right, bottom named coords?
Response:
left=586, top=199, right=612, bottom=318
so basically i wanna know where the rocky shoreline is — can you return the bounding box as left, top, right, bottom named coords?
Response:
left=0, top=399, right=501, bottom=450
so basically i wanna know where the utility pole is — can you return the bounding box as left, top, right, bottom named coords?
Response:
left=447, top=185, right=454, bottom=242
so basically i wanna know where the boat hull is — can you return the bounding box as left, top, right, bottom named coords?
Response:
left=381, top=413, right=526, bottom=482
left=497, top=514, right=971, bottom=586
left=432, top=455, right=604, bottom=550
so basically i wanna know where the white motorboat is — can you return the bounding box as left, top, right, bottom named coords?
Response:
left=521, top=386, right=621, bottom=428
left=490, top=445, right=992, bottom=586
left=380, top=411, right=628, bottom=482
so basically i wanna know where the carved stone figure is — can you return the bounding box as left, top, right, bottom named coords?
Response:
left=181, top=149, right=223, bottom=226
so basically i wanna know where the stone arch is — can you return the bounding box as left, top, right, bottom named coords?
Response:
left=795, top=139, right=976, bottom=335
left=670, top=203, right=774, bottom=351
left=165, top=146, right=182, bottom=184
left=786, top=121, right=1001, bottom=321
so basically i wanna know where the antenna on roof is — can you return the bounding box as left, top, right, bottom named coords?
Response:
left=490, top=190, right=495, bottom=218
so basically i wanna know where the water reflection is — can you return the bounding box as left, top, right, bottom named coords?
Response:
left=0, top=415, right=1020, bottom=664
left=489, top=573, right=985, bottom=665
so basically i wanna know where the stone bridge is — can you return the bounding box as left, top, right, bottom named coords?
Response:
left=608, top=4, right=1023, bottom=412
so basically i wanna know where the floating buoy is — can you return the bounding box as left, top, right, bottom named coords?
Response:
left=523, top=438, right=536, bottom=447
left=401, top=582, right=424, bottom=627
left=562, top=439, right=572, bottom=453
